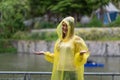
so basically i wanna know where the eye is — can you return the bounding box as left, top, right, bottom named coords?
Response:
left=62, top=22, right=67, bottom=27
left=62, top=24, right=65, bottom=26
left=62, top=24, right=66, bottom=27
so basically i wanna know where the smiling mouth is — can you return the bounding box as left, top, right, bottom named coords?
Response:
left=62, top=30, right=67, bottom=33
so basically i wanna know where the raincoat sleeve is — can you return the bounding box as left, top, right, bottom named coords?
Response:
left=74, top=36, right=90, bottom=67
left=44, top=39, right=59, bottom=63
left=44, top=52, right=54, bottom=63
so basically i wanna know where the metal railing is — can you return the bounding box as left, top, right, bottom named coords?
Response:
left=0, top=71, right=120, bottom=80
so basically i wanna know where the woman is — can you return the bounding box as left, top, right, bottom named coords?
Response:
left=34, top=16, right=90, bottom=80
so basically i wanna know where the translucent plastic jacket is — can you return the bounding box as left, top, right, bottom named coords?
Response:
left=44, top=16, right=90, bottom=80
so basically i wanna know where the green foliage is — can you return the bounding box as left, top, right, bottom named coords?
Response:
left=86, top=17, right=103, bottom=27
left=107, top=16, right=120, bottom=27
left=0, top=39, right=17, bottom=53
left=112, top=0, right=120, bottom=7
left=76, top=28, right=120, bottom=41
left=76, top=23, right=82, bottom=28
left=0, top=0, right=29, bottom=39
left=12, top=28, right=120, bottom=41
left=12, top=31, right=58, bottom=41
left=28, top=0, right=53, bottom=17
left=34, top=21, right=56, bottom=29
left=12, top=31, right=30, bottom=40
left=28, top=0, right=110, bottom=17
left=76, top=16, right=103, bottom=27
left=0, top=0, right=119, bottom=40
left=30, top=32, right=57, bottom=41
left=51, top=0, right=109, bottom=15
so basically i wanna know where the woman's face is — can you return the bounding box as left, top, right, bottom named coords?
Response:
left=62, top=22, right=68, bottom=34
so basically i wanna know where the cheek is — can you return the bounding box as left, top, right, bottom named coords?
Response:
left=62, top=26, right=65, bottom=30
left=62, top=25, right=68, bottom=31
left=65, top=27, right=68, bottom=31
left=62, top=27, right=64, bottom=31
left=66, top=27, right=68, bottom=31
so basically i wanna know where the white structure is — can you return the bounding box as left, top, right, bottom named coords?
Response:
left=96, top=2, right=120, bottom=24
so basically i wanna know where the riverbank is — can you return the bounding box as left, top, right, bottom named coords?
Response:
left=1, top=27, right=120, bottom=55
left=13, top=40, right=120, bottom=56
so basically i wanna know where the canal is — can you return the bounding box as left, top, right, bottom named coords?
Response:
left=0, top=53, right=120, bottom=80
left=0, top=53, right=52, bottom=71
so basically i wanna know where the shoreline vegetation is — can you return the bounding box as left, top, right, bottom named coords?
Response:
left=0, top=27, right=120, bottom=53
left=13, top=27, right=120, bottom=41
left=0, top=39, right=17, bottom=53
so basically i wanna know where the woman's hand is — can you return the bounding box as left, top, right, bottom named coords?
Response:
left=34, top=51, right=45, bottom=55
left=80, top=50, right=87, bottom=55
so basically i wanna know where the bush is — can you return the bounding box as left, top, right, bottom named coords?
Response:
left=29, top=32, right=57, bottom=41
left=107, top=16, right=120, bottom=27
left=12, top=28, right=120, bottom=41
left=12, top=31, right=58, bottom=41
left=34, top=21, right=57, bottom=29
left=12, top=31, right=29, bottom=40
left=76, top=28, right=120, bottom=41
left=0, top=0, right=29, bottom=38
left=86, top=17, right=103, bottom=27
left=76, top=16, right=103, bottom=27
left=0, top=39, right=17, bottom=53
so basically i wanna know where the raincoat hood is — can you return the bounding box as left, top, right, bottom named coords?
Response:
left=56, top=16, right=75, bottom=41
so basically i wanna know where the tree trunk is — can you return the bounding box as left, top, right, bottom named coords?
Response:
left=99, top=7, right=104, bottom=23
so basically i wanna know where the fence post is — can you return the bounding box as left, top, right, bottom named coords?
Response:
left=24, top=73, right=27, bottom=80
left=112, top=75, right=114, bottom=80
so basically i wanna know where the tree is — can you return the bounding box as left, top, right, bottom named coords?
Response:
left=111, top=0, right=120, bottom=8
left=0, top=0, right=29, bottom=38
left=48, top=0, right=110, bottom=21
left=27, top=0, right=111, bottom=22
left=28, top=0, right=56, bottom=17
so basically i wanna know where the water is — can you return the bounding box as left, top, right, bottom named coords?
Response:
left=0, top=53, right=120, bottom=72
left=0, top=53, right=120, bottom=80
left=0, top=53, right=52, bottom=71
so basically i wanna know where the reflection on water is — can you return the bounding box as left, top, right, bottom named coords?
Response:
left=0, top=53, right=52, bottom=71
left=0, top=53, right=120, bottom=72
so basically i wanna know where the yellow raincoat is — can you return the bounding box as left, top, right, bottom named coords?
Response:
left=44, top=16, right=90, bottom=80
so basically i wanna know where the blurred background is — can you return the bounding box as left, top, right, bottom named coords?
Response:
left=0, top=0, right=120, bottom=80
